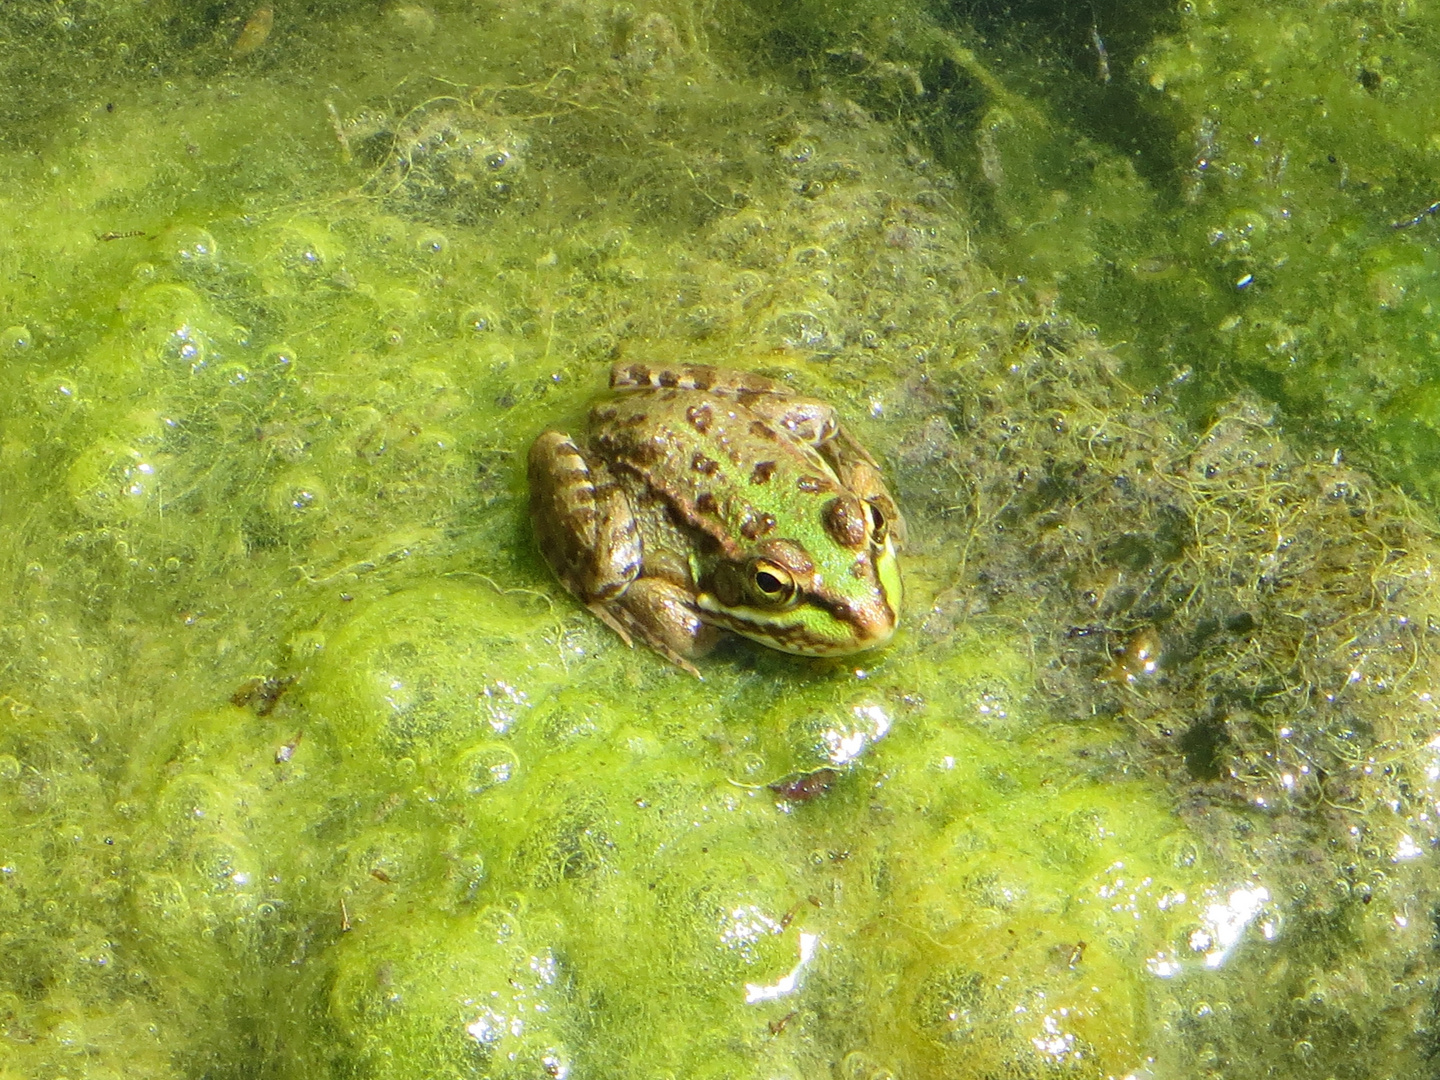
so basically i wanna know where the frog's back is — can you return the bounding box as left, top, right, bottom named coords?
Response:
left=589, top=388, right=842, bottom=562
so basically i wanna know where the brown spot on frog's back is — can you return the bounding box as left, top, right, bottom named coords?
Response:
left=739, top=510, right=777, bottom=540
left=687, top=403, right=713, bottom=433
left=751, top=460, right=777, bottom=485
left=691, top=453, right=720, bottom=476
left=749, top=420, right=778, bottom=440
left=797, top=475, right=831, bottom=494
left=696, top=492, right=720, bottom=515
left=626, top=438, right=664, bottom=466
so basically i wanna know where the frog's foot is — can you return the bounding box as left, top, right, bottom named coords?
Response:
left=587, top=598, right=701, bottom=678
left=586, top=602, right=637, bottom=649
left=608, top=578, right=721, bottom=678
left=528, top=430, right=643, bottom=599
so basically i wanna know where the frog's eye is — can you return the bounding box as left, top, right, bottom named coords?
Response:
left=867, top=500, right=889, bottom=545
left=749, top=559, right=797, bottom=606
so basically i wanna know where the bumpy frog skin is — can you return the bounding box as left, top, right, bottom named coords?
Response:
left=528, top=363, right=904, bottom=676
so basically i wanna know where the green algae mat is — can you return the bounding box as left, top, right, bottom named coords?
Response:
left=7, top=1, right=1440, bottom=1077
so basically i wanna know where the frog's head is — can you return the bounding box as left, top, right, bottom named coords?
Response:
left=697, top=493, right=902, bottom=656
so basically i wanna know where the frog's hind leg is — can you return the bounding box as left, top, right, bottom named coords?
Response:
left=528, top=430, right=643, bottom=604
left=747, top=395, right=838, bottom=444
left=609, top=361, right=784, bottom=395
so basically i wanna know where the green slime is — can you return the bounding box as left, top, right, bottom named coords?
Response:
left=2, top=1, right=1440, bottom=1077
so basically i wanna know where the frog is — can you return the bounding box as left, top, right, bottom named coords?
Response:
left=527, top=362, right=905, bottom=676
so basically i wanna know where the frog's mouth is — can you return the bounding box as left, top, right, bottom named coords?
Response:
left=694, top=591, right=898, bottom=656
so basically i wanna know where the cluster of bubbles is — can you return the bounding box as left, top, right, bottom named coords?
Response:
left=343, top=102, right=527, bottom=221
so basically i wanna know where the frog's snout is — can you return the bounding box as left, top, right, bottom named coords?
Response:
left=847, top=598, right=898, bottom=652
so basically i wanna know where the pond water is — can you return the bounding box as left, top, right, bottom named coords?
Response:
left=4, top=1, right=1440, bottom=1078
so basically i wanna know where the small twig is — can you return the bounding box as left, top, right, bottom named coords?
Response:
left=324, top=100, right=352, bottom=163
left=1091, top=25, right=1111, bottom=85
left=1392, top=201, right=1440, bottom=229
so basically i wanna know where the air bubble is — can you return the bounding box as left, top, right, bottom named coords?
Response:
left=264, top=344, right=298, bottom=372
left=460, top=307, right=498, bottom=335
left=769, top=309, right=830, bottom=349
left=597, top=227, right=628, bottom=255
left=266, top=223, right=341, bottom=283
left=451, top=852, right=487, bottom=904
left=2, top=325, right=33, bottom=351
left=166, top=226, right=220, bottom=271
left=781, top=140, right=815, bottom=165
left=161, top=323, right=209, bottom=373
left=218, top=363, right=251, bottom=386
left=416, top=230, right=448, bottom=255
left=453, top=742, right=521, bottom=796
left=68, top=436, right=168, bottom=522
left=268, top=475, right=327, bottom=521
left=385, top=4, right=437, bottom=37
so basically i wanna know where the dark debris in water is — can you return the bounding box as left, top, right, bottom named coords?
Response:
left=230, top=673, right=296, bottom=716
left=768, top=767, right=839, bottom=803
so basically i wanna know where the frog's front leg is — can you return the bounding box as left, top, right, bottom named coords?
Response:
left=610, top=577, right=720, bottom=678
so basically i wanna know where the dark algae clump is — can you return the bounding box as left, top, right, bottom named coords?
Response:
left=5, top=1, right=1440, bottom=1078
